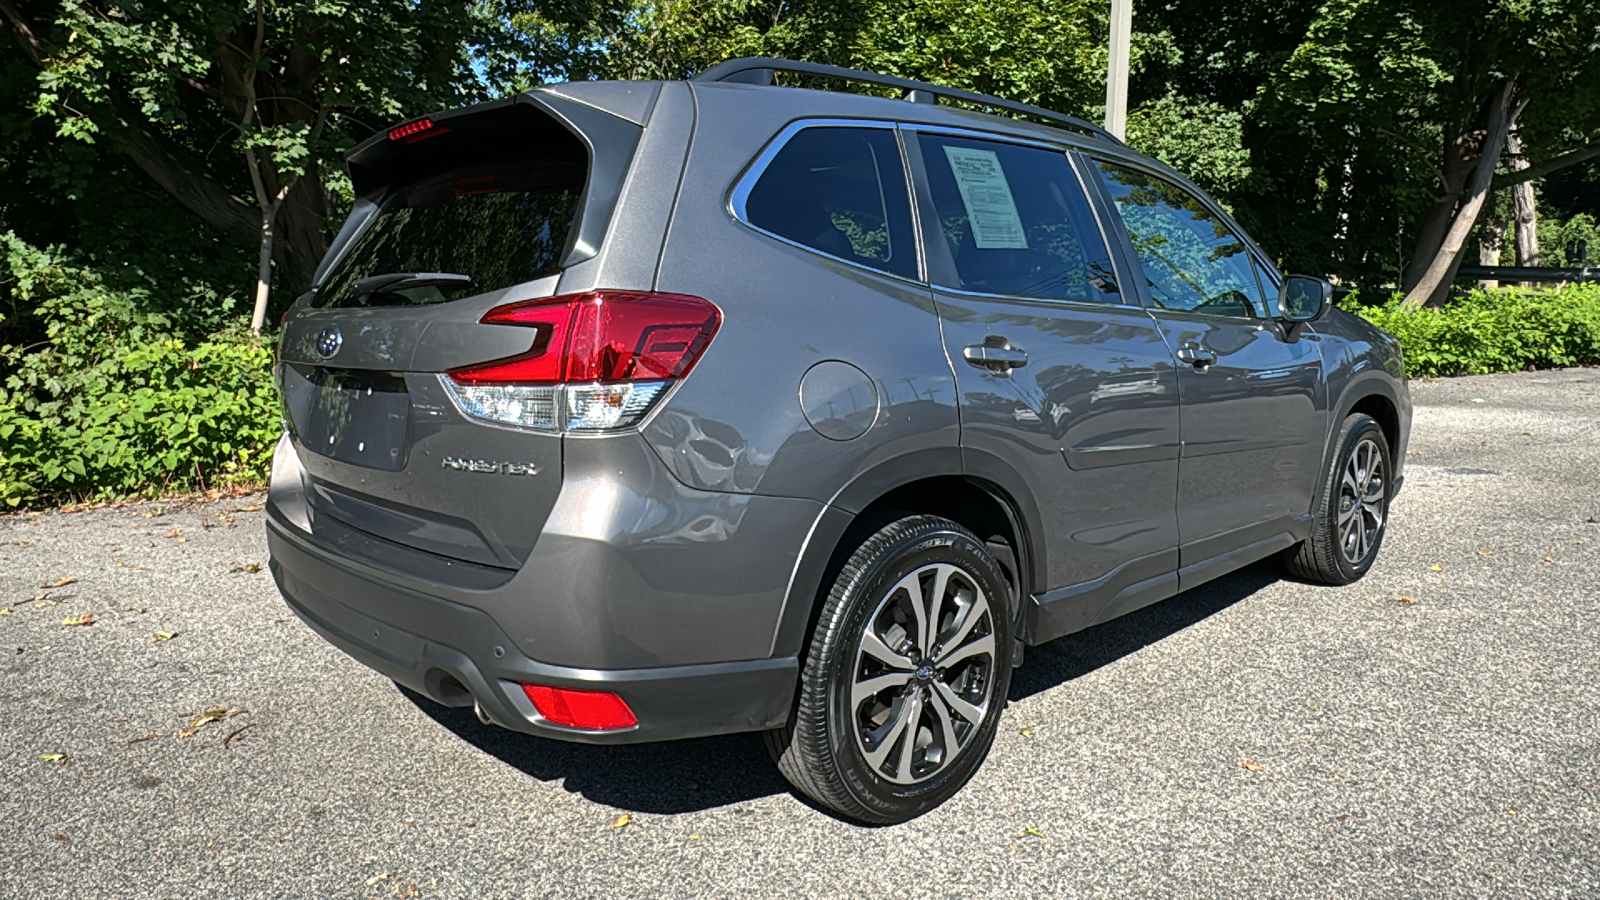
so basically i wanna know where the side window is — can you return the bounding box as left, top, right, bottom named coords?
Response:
left=742, top=126, right=918, bottom=279
left=917, top=133, right=1120, bottom=302
left=1092, top=161, right=1267, bottom=318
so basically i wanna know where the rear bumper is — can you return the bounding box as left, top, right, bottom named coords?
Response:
left=267, top=512, right=798, bottom=744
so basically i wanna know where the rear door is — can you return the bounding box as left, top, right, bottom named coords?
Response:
left=1085, top=159, right=1327, bottom=582
left=906, top=128, right=1182, bottom=637
left=276, top=93, right=648, bottom=571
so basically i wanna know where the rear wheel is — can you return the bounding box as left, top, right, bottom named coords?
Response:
left=765, top=515, right=1013, bottom=824
left=1286, top=412, right=1392, bottom=584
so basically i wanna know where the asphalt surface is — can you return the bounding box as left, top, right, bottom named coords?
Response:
left=4, top=368, right=1599, bottom=899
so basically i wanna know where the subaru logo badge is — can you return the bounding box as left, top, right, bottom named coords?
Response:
left=315, top=327, right=342, bottom=359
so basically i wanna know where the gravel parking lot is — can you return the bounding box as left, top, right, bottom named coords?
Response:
left=4, top=368, right=1599, bottom=899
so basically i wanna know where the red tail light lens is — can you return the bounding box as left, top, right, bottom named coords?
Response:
left=442, top=291, right=720, bottom=432
left=521, top=683, right=637, bottom=730
left=452, top=291, right=719, bottom=385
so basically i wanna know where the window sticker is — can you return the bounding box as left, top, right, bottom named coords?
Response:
left=941, top=146, right=1028, bottom=249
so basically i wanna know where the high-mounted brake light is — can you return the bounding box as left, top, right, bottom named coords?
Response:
left=521, top=683, right=637, bottom=730
left=441, top=291, right=720, bottom=432
left=387, top=117, right=449, bottom=143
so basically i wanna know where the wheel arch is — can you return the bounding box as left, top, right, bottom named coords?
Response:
left=769, top=450, right=1045, bottom=660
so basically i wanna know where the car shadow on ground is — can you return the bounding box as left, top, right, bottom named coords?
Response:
left=403, top=561, right=1280, bottom=817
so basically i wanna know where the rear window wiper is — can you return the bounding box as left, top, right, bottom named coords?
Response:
left=350, top=272, right=474, bottom=304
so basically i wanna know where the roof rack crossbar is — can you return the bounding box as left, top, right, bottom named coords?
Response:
left=694, top=57, right=1121, bottom=144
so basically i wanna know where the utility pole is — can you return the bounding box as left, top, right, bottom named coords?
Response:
left=1104, top=0, right=1132, bottom=140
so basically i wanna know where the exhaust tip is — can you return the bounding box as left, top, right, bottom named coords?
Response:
left=474, top=701, right=493, bottom=726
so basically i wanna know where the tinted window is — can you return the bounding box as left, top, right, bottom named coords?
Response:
left=318, top=163, right=584, bottom=308
left=743, top=127, right=917, bottom=279
left=1093, top=162, right=1267, bottom=318
left=918, top=134, right=1119, bottom=302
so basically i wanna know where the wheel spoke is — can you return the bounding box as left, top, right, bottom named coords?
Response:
left=900, top=573, right=931, bottom=659
left=860, top=628, right=914, bottom=671
left=923, top=565, right=953, bottom=654
left=893, top=690, right=925, bottom=782
left=1337, top=502, right=1358, bottom=525
left=936, top=589, right=986, bottom=658
left=852, top=671, right=912, bottom=707
left=934, top=680, right=986, bottom=726
left=937, top=630, right=995, bottom=669
left=862, top=692, right=915, bottom=771
left=928, top=689, right=962, bottom=762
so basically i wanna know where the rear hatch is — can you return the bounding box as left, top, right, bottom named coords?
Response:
left=276, top=91, right=647, bottom=572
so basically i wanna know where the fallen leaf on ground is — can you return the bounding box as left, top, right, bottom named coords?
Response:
left=230, top=562, right=263, bottom=574
left=40, top=576, right=76, bottom=589
left=1018, top=723, right=1036, bottom=738
left=1241, top=759, right=1265, bottom=772
left=1399, top=595, right=1416, bottom=605
left=162, top=529, right=182, bottom=539
left=179, top=707, right=245, bottom=738
left=53, top=833, right=69, bottom=842
left=364, top=872, right=393, bottom=887
left=115, top=561, right=154, bottom=571
left=150, top=631, right=177, bottom=643
left=60, top=612, right=95, bottom=627
left=688, top=834, right=701, bottom=841
left=0, top=608, right=10, bottom=616
left=1476, top=549, right=1495, bottom=556
left=609, top=813, right=634, bottom=830
left=1014, top=825, right=1045, bottom=839
left=39, top=752, right=68, bottom=766
left=233, top=503, right=264, bottom=513
left=1544, top=556, right=1557, bottom=563
left=127, top=733, right=157, bottom=745
left=395, top=885, right=421, bottom=899
left=1429, top=564, right=1443, bottom=571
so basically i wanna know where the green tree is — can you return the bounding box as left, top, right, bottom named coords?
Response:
left=1, top=0, right=590, bottom=329
left=1261, top=0, right=1600, bottom=306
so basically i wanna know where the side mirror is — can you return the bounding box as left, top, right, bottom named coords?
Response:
left=1279, top=275, right=1333, bottom=323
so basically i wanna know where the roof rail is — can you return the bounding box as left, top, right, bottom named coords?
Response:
left=693, top=57, right=1121, bottom=145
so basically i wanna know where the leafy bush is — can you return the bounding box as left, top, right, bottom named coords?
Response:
left=0, top=233, right=278, bottom=508
left=1346, top=284, right=1600, bottom=378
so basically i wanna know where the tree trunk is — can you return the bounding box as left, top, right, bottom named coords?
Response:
left=1403, top=80, right=1523, bottom=308
left=250, top=206, right=276, bottom=334
left=1508, top=130, right=1539, bottom=270
left=1478, top=214, right=1505, bottom=288
left=1403, top=123, right=1477, bottom=292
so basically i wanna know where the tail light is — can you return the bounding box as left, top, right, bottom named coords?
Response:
left=521, top=683, right=637, bottom=730
left=441, top=291, right=720, bottom=432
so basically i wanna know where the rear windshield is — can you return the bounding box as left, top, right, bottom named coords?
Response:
left=316, top=162, right=584, bottom=308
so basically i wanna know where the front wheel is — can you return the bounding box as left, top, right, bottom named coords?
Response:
left=1285, top=412, right=1392, bottom=584
left=765, top=515, right=1014, bottom=824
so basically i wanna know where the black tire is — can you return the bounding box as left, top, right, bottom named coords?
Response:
left=1285, top=412, right=1392, bottom=585
left=764, top=515, right=1014, bottom=824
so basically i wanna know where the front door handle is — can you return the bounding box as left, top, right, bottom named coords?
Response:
left=963, top=342, right=1029, bottom=374
left=1176, top=344, right=1217, bottom=370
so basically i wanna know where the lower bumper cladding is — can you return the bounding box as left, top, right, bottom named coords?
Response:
left=266, top=511, right=798, bottom=745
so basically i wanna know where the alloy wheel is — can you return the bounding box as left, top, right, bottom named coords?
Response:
left=1337, top=436, right=1386, bottom=565
left=850, top=562, right=997, bottom=785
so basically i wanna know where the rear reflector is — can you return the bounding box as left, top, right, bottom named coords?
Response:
left=442, top=291, right=720, bottom=432
left=521, top=683, right=637, bottom=730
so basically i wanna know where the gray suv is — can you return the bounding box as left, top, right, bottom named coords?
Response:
left=268, top=58, right=1410, bottom=824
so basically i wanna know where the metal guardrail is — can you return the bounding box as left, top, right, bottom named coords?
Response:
left=1456, top=266, right=1600, bottom=283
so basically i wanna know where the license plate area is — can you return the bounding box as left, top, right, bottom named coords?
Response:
left=298, top=368, right=410, bottom=471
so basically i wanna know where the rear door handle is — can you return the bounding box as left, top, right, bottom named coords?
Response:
left=963, top=343, right=1029, bottom=373
left=1176, top=344, right=1217, bottom=370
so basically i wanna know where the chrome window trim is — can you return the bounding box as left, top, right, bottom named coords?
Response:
left=727, top=118, right=927, bottom=284
left=905, top=125, right=1137, bottom=307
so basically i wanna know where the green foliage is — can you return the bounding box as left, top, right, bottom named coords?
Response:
left=0, top=233, right=278, bottom=508
left=1345, top=284, right=1600, bottom=378
left=1540, top=213, right=1600, bottom=268
left=1125, top=93, right=1251, bottom=203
